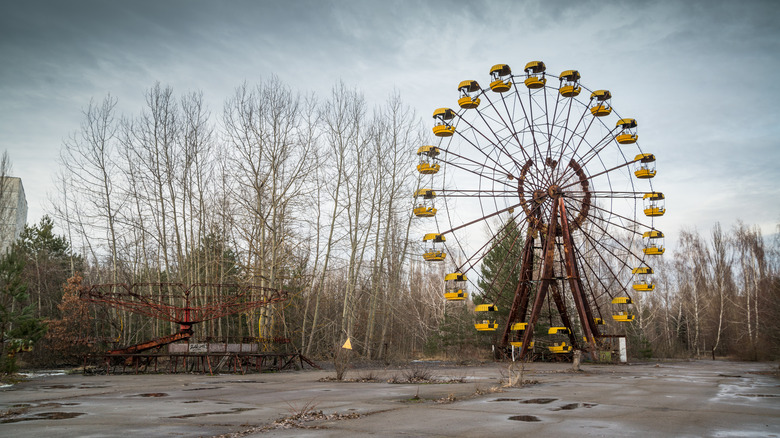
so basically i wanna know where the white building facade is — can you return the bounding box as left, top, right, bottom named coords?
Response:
left=0, top=177, right=27, bottom=254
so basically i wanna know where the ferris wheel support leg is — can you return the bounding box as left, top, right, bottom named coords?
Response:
left=558, top=198, right=600, bottom=357
left=550, top=283, right=579, bottom=349
left=519, top=202, right=560, bottom=360
left=500, top=237, right=536, bottom=348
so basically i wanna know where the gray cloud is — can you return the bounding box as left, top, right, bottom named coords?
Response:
left=1, top=0, right=778, bottom=243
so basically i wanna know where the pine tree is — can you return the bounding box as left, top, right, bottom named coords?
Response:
left=477, top=215, right=525, bottom=308
left=0, top=245, right=47, bottom=375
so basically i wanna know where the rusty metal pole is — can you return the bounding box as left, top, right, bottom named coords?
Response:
left=518, top=201, right=559, bottom=360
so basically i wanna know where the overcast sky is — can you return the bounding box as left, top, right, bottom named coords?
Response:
left=1, top=0, right=778, bottom=247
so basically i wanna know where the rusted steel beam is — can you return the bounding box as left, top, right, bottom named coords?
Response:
left=559, top=198, right=600, bottom=353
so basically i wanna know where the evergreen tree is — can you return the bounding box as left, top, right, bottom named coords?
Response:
left=475, top=216, right=525, bottom=345
left=0, top=245, right=47, bottom=375
left=477, top=215, right=525, bottom=308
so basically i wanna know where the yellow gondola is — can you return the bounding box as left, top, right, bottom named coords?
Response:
left=594, top=317, right=605, bottom=325
left=559, top=70, right=581, bottom=97
left=417, top=145, right=441, bottom=175
left=524, top=61, right=546, bottom=89
left=549, top=342, right=573, bottom=353
left=634, top=153, right=656, bottom=179
left=422, top=233, right=446, bottom=261
left=632, top=267, right=653, bottom=275
left=474, top=304, right=498, bottom=331
left=413, top=188, right=437, bottom=217
left=643, top=230, right=665, bottom=255
left=616, top=118, right=638, bottom=144
left=612, top=297, right=635, bottom=322
left=547, top=326, right=572, bottom=353
left=509, top=341, right=534, bottom=348
left=590, top=90, right=612, bottom=116
left=444, top=272, right=468, bottom=301
left=643, top=192, right=665, bottom=217
left=457, top=80, right=481, bottom=109
left=432, top=108, right=456, bottom=137
left=510, top=322, right=527, bottom=331
left=489, top=64, right=512, bottom=93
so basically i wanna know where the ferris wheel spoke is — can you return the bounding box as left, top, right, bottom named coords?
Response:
left=479, top=228, right=526, bottom=304
left=553, top=103, right=591, bottom=184
left=580, top=200, right=655, bottom=237
left=439, top=157, right=517, bottom=190
left=441, top=148, right=518, bottom=188
left=572, top=238, right=624, bottom=307
left=439, top=190, right=517, bottom=198
left=567, top=191, right=646, bottom=199
left=566, top=128, right=621, bottom=177
left=558, top=157, right=638, bottom=192
left=453, top=117, right=520, bottom=176
left=440, top=201, right=523, bottom=236
left=477, top=93, right=534, bottom=166
left=510, top=79, right=557, bottom=189
left=452, top=209, right=528, bottom=274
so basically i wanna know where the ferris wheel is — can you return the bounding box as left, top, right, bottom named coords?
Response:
left=414, top=62, right=665, bottom=359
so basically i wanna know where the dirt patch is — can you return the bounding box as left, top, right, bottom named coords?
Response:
left=134, top=393, right=168, bottom=397
left=491, top=398, right=521, bottom=402
left=520, top=398, right=557, bottom=404
left=1, top=412, right=85, bottom=423
left=551, top=403, right=580, bottom=411
left=168, top=407, right=255, bottom=419
left=509, top=415, right=541, bottom=422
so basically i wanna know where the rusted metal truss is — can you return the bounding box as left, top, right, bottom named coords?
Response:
left=79, top=282, right=288, bottom=356
left=79, top=282, right=287, bottom=325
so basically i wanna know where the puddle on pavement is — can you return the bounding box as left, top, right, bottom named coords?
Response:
left=491, top=398, right=521, bottom=402
left=168, top=407, right=255, bottom=419
left=520, top=398, right=557, bottom=404
left=509, top=415, right=541, bottom=422
left=1, top=412, right=85, bottom=423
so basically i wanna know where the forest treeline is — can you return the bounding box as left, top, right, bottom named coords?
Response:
left=1, top=78, right=778, bottom=370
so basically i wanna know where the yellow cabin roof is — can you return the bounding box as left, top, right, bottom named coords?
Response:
left=617, top=118, right=637, bottom=129
left=634, top=153, right=655, bottom=163
left=475, top=304, right=497, bottom=312
left=643, top=230, right=664, bottom=239
left=612, top=297, right=633, bottom=305
left=414, top=188, right=436, bottom=198
left=445, top=272, right=467, bottom=281
left=417, top=145, right=440, bottom=156
left=490, top=64, right=511, bottom=76
left=423, top=233, right=445, bottom=242
left=643, top=192, right=664, bottom=200
left=510, top=322, right=528, bottom=331
left=590, top=89, right=611, bottom=100
left=548, top=326, right=571, bottom=335
left=524, top=61, right=546, bottom=73
left=560, top=70, right=580, bottom=81
left=458, top=80, right=481, bottom=92
left=632, top=267, right=654, bottom=275
left=433, top=108, right=455, bottom=120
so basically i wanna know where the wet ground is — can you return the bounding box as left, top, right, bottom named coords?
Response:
left=0, top=360, right=778, bottom=437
